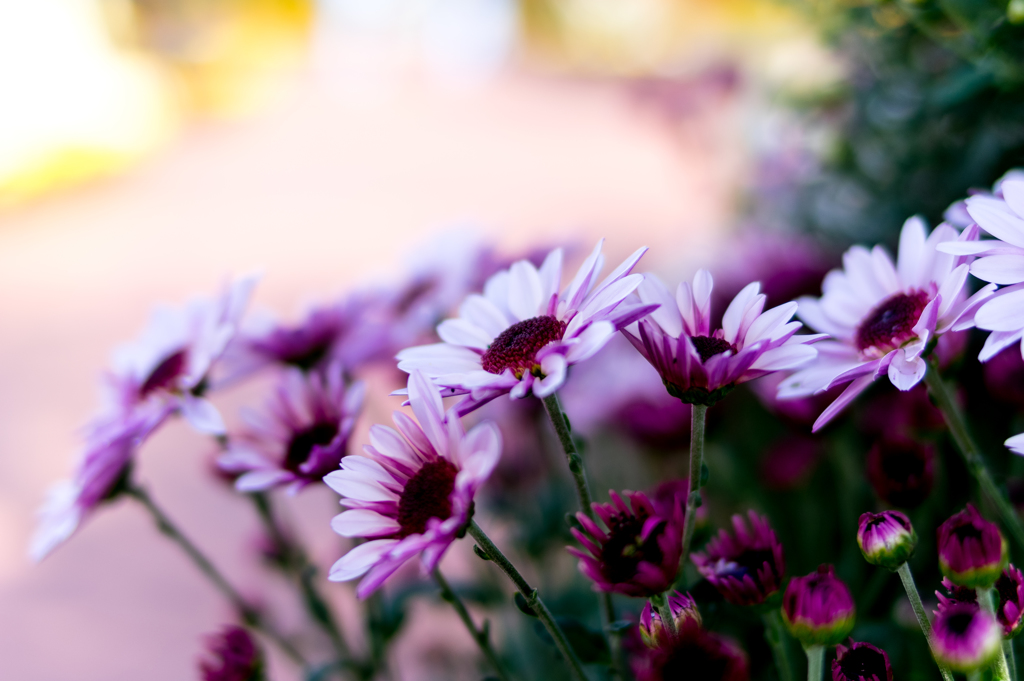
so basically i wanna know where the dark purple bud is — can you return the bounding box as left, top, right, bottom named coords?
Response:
left=932, top=603, right=1002, bottom=672
left=865, top=435, right=935, bottom=509
left=857, top=510, right=917, bottom=570
left=937, top=505, right=1007, bottom=588
left=199, top=626, right=264, bottom=681
left=782, top=565, right=856, bottom=647
left=831, top=639, right=893, bottom=681
left=639, top=591, right=702, bottom=648
left=634, top=621, right=749, bottom=681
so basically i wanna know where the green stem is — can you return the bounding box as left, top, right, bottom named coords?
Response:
left=804, top=645, right=824, bottom=681
left=1005, top=639, right=1018, bottom=681
left=468, top=520, right=589, bottom=681
left=981, top=588, right=1012, bottom=681
left=896, top=563, right=955, bottom=681
left=249, top=493, right=354, bottom=670
left=762, top=610, right=796, bottom=681
left=541, top=392, right=621, bottom=678
left=923, top=366, right=1024, bottom=554
left=433, top=568, right=513, bottom=681
left=679, top=404, right=707, bottom=568
left=650, top=592, right=677, bottom=637
left=126, top=484, right=307, bottom=667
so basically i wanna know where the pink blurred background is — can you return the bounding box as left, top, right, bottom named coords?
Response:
left=0, top=1, right=823, bottom=677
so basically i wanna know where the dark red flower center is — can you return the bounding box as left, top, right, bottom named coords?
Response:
left=139, top=349, right=188, bottom=397
left=396, top=459, right=458, bottom=538
left=480, top=315, right=566, bottom=378
left=691, top=335, right=733, bottom=363
left=855, top=290, right=930, bottom=354
left=600, top=511, right=666, bottom=584
left=837, top=646, right=889, bottom=681
left=285, top=422, right=339, bottom=472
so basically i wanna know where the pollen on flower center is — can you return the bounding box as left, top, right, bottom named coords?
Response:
left=856, top=290, right=930, bottom=354
left=601, top=511, right=665, bottom=583
left=285, top=422, right=339, bottom=472
left=480, top=315, right=567, bottom=377
left=396, top=459, right=458, bottom=538
left=837, top=647, right=889, bottom=678
left=691, top=335, right=733, bottom=363
left=139, top=349, right=188, bottom=397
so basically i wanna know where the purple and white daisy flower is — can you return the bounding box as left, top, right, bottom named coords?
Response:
left=325, top=371, right=501, bottom=598
left=778, top=217, right=994, bottom=431
left=101, top=275, right=259, bottom=435
left=396, top=240, right=654, bottom=415
left=623, top=270, right=822, bottom=406
left=218, top=361, right=365, bottom=494
left=30, top=408, right=166, bottom=561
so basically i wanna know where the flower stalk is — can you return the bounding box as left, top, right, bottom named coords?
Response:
left=541, top=392, right=621, bottom=678
left=896, top=562, right=955, bottom=681
left=125, top=483, right=307, bottom=668
left=649, top=592, right=677, bottom=637
left=980, top=587, right=1013, bottom=681
left=762, top=609, right=796, bottom=681
left=433, top=568, right=513, bottom=681
left=468, top=520, right=589, bottom=681
left=680, top=403, right=707, bottom=568
left=924, top=365, right=1024, bottom=553
left=805, top=645, right=824, bottom=681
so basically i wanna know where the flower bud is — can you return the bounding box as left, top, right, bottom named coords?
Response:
left=865, top=435, right=935, bottom=509
left=639, top=592, right=702, bottom=648
left=857, top=510, right=917, bottom=570
left=932, top=603, right=1002, bottom=672
left=937, top=505, right=1008, bottom=588
left=691, top=511, right=786, bottom=606
left=199, top=626, right=264, bottom=681
left=634, top=624, right=749, bottom=681
left=831, top=639, right=893, bottom=681
left=782, top=565, right=856, bottom=647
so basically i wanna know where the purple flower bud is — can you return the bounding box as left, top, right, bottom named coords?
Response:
left=857, top=510, right=917, bottom=570
left=639, top=591, right=702, bottom=648
left=692, top=511, right=786, bottom=606
left=932, top=603, right=1002, bottom=672
left=782, top=565, right=856, bottom=647
left=634, top=621, right=749, bottom=681
left=199, top=626, right=264, bottom=681
left=937, top=505, right=1008, bottom=588
left=865, top=435, right=935, bottom=509
left=936, top=565, right=1024, bottom=639
left=831, top=639, right=893, bottom=681
left=568, top=490, right=683, bottom=597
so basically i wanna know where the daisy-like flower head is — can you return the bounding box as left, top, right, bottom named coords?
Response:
left=938, top=175, right=1024, bottom=362
left=396, top=240, right=654, bottom=415
left=634, top=621, right=750, bottom=681
left=779, top=217, right=994, bottom=431
left=102, top=275, right=259, bottom=435
left=30, top=408, right=166, bottom=561
left=325, top=371, right=501, bottom=598
left=218, top=361, right=365, bottom=494
left=932, top=603, right=1002, bottom=672
left=691, top=511, right=786, bottom=606
left=935, top=565, right=1024, bottom=639
left=568, top=490, right=684, bottom=597
left=624, top=270, right=821, bottom=407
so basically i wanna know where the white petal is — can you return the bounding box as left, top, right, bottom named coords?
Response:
left=744, top=302, right=798, bottom=345
left=323, top=470, right=399, bottom=502
left=750, top=343, right=817, bottom=372
left=437, top=319, right=492, bottom=350
left=721, top=282, right=761, bottom=345
left=1006, top=433, right=1024, bottom=457
left=533, top=354, right=568, bottom=397
left=970, top=255, right=1024, bottom=285
left=330, top=510, right=400, bottom=538
left=691, top=270, right=713, bottom=325
left=887, top=349, right=927, bottom=390
left=936, top=241, right=1000, bottom=256
left=591, top=246, right=647, bottom=298
left=976, top=289, right=1024, bottom=331
left=396, top=343, right=483, bottom=374
left=897, top=215, right=928, bottom=287
left=180, top=396, right=225, bottom=435
left=459, top=420, right=502, bottom=478
left=537, top=248, right=564, bottom=310
left=459, top=295, right=511, bottom=339
left=967, top=196, right=1024, bottom=248
left=408, top=370, right=448, bottom=455
left=328, top=539, right=398, bottom=581
left=637, top=274, right=682, bottom=337
left=507, top=260, right=544, bottom=321
left=235, top=469, right=293, bottom=492
left=979, top=330, right=1024, bottom=362
left=565, top=320, right=615, bottom=364
left=369, top=425, right=419, bottom=466
left=1003, top=180, right=1024, bottom=219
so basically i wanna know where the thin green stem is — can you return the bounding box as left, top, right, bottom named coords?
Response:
left=804, top=645, right=824, bottom=681
left=762, top=610, right=796, bottom=681
left=126, top=484, right=307, bottom=667
left=1005, top=639, right=1018, bottom=681
left=650, top=592, right=677, bottom=637
left=924, top=366, right=1024, bottom=554
left=541, top=392, right=621, bottom=678
left=249, top=493, right=354, bottom=671
left=468, top=520, right=589, bottom=681
left=433, top=568, right=513, bottom=681
left=679, top=404, right=707, bottom=568
left=981, top=588, right=1012, bottom=681
left=896, top=563, right=954, bottom=681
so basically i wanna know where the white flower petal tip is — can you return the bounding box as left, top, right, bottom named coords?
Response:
left=1007, top=433, right=1024, bottom=457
